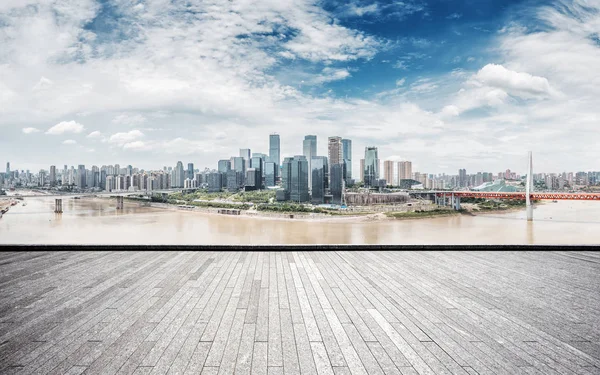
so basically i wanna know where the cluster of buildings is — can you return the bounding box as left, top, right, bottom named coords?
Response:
left=3, top=138, right=600, bottom=201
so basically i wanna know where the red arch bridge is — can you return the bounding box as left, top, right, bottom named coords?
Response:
left=409, top=191, right=600, bottom=210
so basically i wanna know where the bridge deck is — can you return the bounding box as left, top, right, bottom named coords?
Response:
left=0, top=251, right=598, bottom=375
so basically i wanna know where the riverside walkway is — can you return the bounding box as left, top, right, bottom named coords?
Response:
left=0, top=251, right=598, bottom=374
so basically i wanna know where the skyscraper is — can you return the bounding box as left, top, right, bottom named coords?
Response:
left=398, top=161, right=412, bottom=184
left=174, top=161, right=185, bottom=188
left=383, top=161, right=394, bottom=186
left=459, top=169, right=467, bottom=188
left=342, top=139, right=352, bottom=184
left=187, top=163, right=194, bottom=180
left=360, top=159, right=365, bottom=182
left=328, top=136, right=343, bottom=188
left=265, top=162, right=277, bottom=187
left=311, top=156, right=328, bottom=205
left=250, top=155, right=264, bottom=187
left=233, top=157, right=246, bottom=185
left=281, top=156, right=309, bottom=203
left=5, top=162, right=9, bottom=177
left=303, top=135, right=317, bottom=191
left=364, top=147, right=379, bottom=187
left=49, top=165, right=56, bottom=187
left=77, top=165, right=86, bottom=189
left=330, top=163, right=345, bottom=205
left=240, top=148, right=251, bottom=166
left=269, top=133, right=280, bottom=170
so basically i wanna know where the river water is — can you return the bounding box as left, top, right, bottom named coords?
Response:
left=1, top=196, right=599, bottom=244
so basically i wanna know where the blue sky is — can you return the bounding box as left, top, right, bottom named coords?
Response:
left=0, top=0, right=598, bottom=175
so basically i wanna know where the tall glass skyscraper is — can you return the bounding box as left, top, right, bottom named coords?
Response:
left=187, top=163, right=194, bottom=180
left=269, top=133, right=280, bottom=170
left=282, top=156, right=309, bottom=203
left=303, top=135, right=317, bottom=191
left=342, top=139, right=352, bottom=184
left=311, top=156, right=328, bottom=204
left=175, top=161, right=185, bottom=188
left=265, top=162, right=277, bottom=187
left=363, top=147, right=379, bottom=188
left=330, top=163, right=344, bottom=205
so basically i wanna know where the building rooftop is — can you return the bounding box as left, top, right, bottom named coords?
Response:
left=0, top=251, right=598, bottom=374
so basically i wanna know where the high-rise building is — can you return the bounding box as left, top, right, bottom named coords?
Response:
left=328, top=136, right=343, bottom=188
left=245, top=168, right=261, bottom=191
left=226, top=170, right=244, bottom=191
left=311, top=156, right=328, bottom=205
left=250, top=156, right=264, bottom=187
left=363, top=147, right=379, bottom=187
left=342, top=139, right=352, bottom=183
left=269, top=133, right=280, bottom=170
left=281, top=156, right=310, bottom=203
left=233, top=157, right=246, bottom=185
left=265, top=162, right=277, bottom=187
left=207, top=172, right=223, bottom=192
left=383, top=161, right=394, bottom=186
left=398, top=161, right=412, bottom=184
left=360, top=159, right=365, bottom=182
left=218, top=159, right=231, bottom=187
left=330, top=163, right=344, bottom=205
left=458, top=169, right=467, bottom=188
left=38, top=170, right=46, bottom=187
left=187, top=163, right=194, bottom=180
left=49, top=165, right=56, bottom=187
left=303, top=135, right=317, bottom=191
left=174, top=161, right=185, bottom=188
left=6, top=162, right=9, bottom=177
left=77, top=165, right=86, bottom=189
left=240, top=149, right=251, bottom=164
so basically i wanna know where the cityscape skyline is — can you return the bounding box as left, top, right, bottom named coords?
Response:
left=1, top=1, right=598, bottom=174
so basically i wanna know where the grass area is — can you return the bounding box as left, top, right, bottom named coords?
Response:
left=385, top=209, right=462, bottom=219
left=168, top=189, right=276, bottom=204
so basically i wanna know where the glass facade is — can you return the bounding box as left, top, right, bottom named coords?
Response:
left=311, top=156, right=328, bottom=204
left=342, top=139, right=352, bottom=183
left=269, top=134, right=280, bottom=170
left=282, top=156, right=309, bottom=202
left=251, top=156, right=263, bottom=186
left=330, top=163, right=344, bottom=205
left=303, top=135, right=317, bottom=191
left=364, top=147, right=379, bottom=187
left=207, top=172, right=223, bottom=192
left=265, top=162, right=277, bottom=187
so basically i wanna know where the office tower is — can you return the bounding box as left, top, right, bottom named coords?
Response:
left=383, top=161, right=394, bottom=186
left=311, top=156, right=328, bottom=204
left=218, top=159, right=231, bottom=187
left=233, top=157, right=246, bottom=185
left=250, top=156, right=264, bottom=187
left=363, top=147, right=379, bottom=188
left=49, top=165, right=56, bottom=187
left=126, top=165, right=133, bottom=176
left=342, top=138, right=352, bottom=183
left=77, top=165, right=86, bottom=189
left=38, top=170, right=46, bottom=186
left=330, top=163, right=344, bottom=205
left=252, top=153, right=267, bottom=176
left=360, top=159, right=365, bottom=182
left=269, top=133, right=280, bottom=170
left=100, top=169, right=107, bottom=189
left=226, top=170, right=244, bottom=191
left=265, top=162, right=277, bottom=187
left=173, top=161, right=185, bottom=188
left=114, top=164, right=120, bottom=176
left=303, top=135, right=317, bottom=190
left=245, top=168, right=261, bottom=191
left=397, top=161, right=412, bottom=184
left=207, top=172, right=223, bottom=192
left=328, top=136, right=343, bottom=188
left=458, top=169, right=467, bottom=188
left=187, top=163, right=194, bottom=180
left=281, top=156, right=310, bottom=203
left=5, top=162, right=9, bottom=177
left=240, top=149, right=251, bottom=164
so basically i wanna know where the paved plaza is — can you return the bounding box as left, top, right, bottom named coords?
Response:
left=0, top=251, right=599, bottom=374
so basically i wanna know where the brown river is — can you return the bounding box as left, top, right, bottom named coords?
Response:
left=1, top=196, right=599, bottom=244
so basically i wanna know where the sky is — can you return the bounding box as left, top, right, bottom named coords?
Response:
left=1, top=0, right=599, bottom=175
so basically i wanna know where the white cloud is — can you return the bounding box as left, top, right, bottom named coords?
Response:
left=109, top=130, right=144, bottom=146
left=123, top=141, right=149, bottom=151
left=46, top=121, right=85, bottom=135
left=395, top=78, right=406, bottom=87
left=62, top=139, right=77, bottom=145
left=470, top=64, right=556, bottom=98
left=87, top=131, right=102, bottom=138
left=22, top=127, right=40, bottom=134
